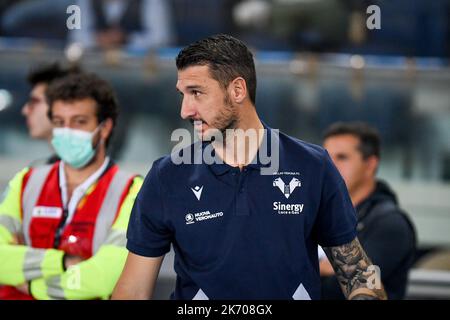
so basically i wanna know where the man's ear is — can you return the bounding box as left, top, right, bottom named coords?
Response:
left=366, top=155, right=379, bottom=176
left=229, top=77, right=247, bottom=104
left=100, top=118, right=113, bottom=142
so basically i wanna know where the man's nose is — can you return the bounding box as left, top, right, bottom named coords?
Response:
left=180, top=97, right=196, bottom=119
left=21, top=103, right=29, bottom=116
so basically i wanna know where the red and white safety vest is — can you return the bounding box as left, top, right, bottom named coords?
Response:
left=1, top=161, right=136, bottom=299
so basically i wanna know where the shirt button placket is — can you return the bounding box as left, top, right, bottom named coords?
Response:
left=235, top=168, right=250, bottom=216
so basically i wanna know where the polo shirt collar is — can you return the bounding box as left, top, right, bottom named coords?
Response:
left=207, top=122, right=274, bottom=176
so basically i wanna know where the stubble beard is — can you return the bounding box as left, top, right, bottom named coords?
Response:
left=203, top=93, right=239, bottom=143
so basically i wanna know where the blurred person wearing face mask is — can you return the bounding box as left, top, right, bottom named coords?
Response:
left=0, top=72, right=143, bottom=299
left=22, top=63, right=80, bottom=165
left=320, top=122, right=416, bottom=300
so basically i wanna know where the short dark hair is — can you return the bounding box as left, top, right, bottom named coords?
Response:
left=323, top=122, right=381, bottom=159
left=46, top=72, right=120, bottom=146
left=176, top=34, right=257, bottom=105
left=27, top=62, right=80, bottom=86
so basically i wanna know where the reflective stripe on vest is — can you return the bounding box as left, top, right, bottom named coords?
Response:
left=92, top=169, right=135, bottom=254
left=22, top=165, right=135, bottom=253
left=22, top=165, right=53, bottom=246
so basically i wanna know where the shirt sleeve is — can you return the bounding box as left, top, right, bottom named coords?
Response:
left=0, top=168, right=28, bottom=244
left=0, top=168, right=65, bottom=286
left=126, top=159, right=172, bottom=257
left=314, top=151, right=357, bottom=247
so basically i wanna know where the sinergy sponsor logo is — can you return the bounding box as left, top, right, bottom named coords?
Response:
left=273, top=202, right=304, bottom=214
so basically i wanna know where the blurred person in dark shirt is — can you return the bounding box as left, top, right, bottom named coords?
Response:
left=69, top=0, right=173, bottom=51
left=320, top=121, right=416, bottom=300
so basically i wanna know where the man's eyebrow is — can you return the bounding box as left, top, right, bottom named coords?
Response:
left=177, top=85, right=205, bottom=91
left=186, top=85, right=204, bottom=90
left=52, top=114, right=90, bottom=120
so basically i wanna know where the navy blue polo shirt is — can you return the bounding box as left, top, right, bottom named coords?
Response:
left=126, top=126, right=357, bottom=300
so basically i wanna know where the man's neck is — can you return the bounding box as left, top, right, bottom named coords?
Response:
left=351, top=179, right=377, bottom=207
left=64, top=149, right=107, bottom=191
left=213, top=105, right=264, bottom=169
left=46, top=136, right=55, bottom=154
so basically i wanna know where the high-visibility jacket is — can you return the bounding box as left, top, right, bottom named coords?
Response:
left=0, top=161, right=143, bottom=299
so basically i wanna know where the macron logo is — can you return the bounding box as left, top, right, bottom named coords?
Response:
left=191, top=185, right=203, bottom=200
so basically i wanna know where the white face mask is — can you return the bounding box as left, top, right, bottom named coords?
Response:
left=51, top=125, right=102, bottom=169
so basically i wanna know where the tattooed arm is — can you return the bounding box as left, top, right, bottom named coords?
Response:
left=323, top=237, right=387, bottom=300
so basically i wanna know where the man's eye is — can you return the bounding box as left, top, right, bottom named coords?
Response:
left=336, top=155, right=348, bottom=160
left=192, top=90, right=201, bottom=96
left=74, top=120, right=87, bottom=126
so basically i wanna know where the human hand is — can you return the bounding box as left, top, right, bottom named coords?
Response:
left=64, top=254, right=85, bottom=269
left=15, top=282, right=29, bottom=295
left=9, top=234, right=18, bottom=245
left=9, top=233, right=25, bottom=245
